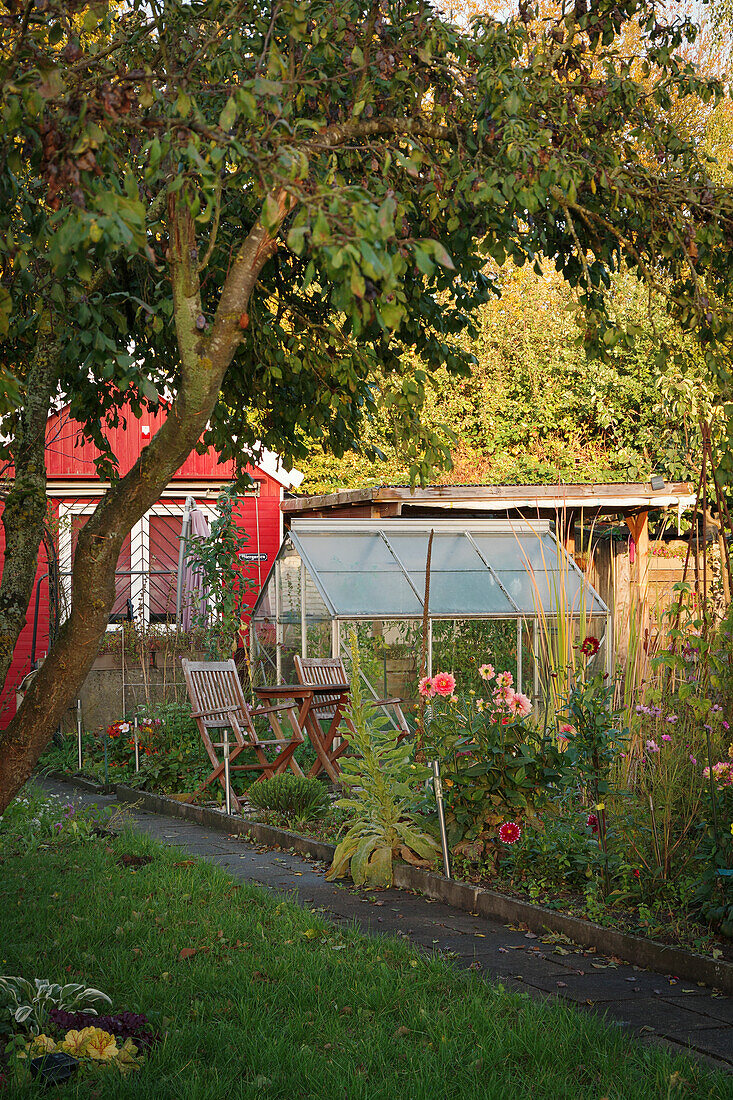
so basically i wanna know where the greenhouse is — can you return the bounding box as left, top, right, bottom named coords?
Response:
left=250, top=518, right=611, bottom=713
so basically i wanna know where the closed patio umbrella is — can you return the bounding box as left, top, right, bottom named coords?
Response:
left=179, top=505, right=211, bottom=630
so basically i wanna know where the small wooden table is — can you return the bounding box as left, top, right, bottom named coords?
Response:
left=253, top=682, right=351, bottom=782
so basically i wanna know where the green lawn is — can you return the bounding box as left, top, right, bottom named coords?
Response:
left=1, top=816, right=731, bottom=1098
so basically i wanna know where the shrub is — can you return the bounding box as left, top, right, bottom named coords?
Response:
left=245, top=774, right=330, bottom=823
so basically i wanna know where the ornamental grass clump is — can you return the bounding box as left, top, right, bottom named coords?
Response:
left=245, top=774, right=330, bottom=824
left=327, top=633, right=439, bottom=887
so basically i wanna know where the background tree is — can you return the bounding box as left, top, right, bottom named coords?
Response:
left=2, top=0, right=733, bottom=811
left=297, top=264, right=725, bottom=491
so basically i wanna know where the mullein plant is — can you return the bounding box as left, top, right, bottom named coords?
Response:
left=327, top=633, right=439, bottom=887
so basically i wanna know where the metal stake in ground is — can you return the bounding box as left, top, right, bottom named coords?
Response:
left=76, top=699, right=82, bottom=772
left=223, top=725, right=231, bottom=816
left=133, top=717, right=140, bottom=773
left=431, top=758, right=451, bottom=879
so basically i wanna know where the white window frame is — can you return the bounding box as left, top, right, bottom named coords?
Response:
left=57, top=499, right=218, bottom=627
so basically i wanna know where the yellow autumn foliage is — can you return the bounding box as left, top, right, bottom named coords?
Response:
left=60, top=1026, right=118, bottom=1061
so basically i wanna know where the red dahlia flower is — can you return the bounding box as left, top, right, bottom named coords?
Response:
left=498, top=821, right=521, bottom=844
left=580, top=636, right=600, bottom=656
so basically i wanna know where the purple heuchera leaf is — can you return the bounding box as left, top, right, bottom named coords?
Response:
left=49, top=1007, right=158, bottom=1049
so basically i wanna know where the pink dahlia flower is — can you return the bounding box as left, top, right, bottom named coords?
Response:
left=508, top=691, right=532, bottom=718
left=478, top=663, right=495, bottom=681
left=493, top=685, right=512, bottom=707
left=432, top=671, right=456, bottom=698
left=496, top=671, right=514, bottom=689
left=418, top=676, right=435, bottom=699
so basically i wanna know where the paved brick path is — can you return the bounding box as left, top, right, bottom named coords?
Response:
left=40, top=779, right=733, bottom=1073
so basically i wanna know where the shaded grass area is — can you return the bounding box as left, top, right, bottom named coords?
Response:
left=1, top=829, right=731, bottom=1099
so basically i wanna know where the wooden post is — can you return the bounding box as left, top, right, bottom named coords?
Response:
left=625, top=510, right=649, bottom=652
left=625, top=511, right=649, bottom=605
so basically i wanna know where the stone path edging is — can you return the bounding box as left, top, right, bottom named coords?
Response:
left=105, top=781, right=733, bottom=997
left=37, top=775, right=733, bottom=1073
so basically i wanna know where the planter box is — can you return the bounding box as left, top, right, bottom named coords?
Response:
left=91, top=654, right=120, bottom=671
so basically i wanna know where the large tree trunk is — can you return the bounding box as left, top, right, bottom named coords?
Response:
left=0, top=313, right=58, bottom=690
left=0, top=196, right=285, bottom=812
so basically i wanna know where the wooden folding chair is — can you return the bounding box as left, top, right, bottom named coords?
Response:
left=294, top=656, right=411, bottom=739
left=182, top=658, right=304, bottom=812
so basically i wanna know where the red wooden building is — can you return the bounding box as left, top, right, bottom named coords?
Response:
left=0, top=402, right=301, bottom=726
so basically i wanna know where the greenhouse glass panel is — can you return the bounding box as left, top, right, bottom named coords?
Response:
left=318, top=571, right=423, bottom=618
left=386, top=532, right=484, bottom=572
left=300, top=532, right=402, bottom=573
left=431, top=619, right=519, bottom=696
left=409, top=571, right=514, bottom=615
left=340, top=619, right=423, bottom=714
left=471, top=532, right=553, bottom=571
left=497, top=570, right=586, bottom=614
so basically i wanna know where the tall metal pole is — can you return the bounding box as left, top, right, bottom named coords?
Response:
left=532, top=619, right=539, bottom=707
left=274, top=559, right=282, bottom=682
left=431, top=759, right=451, bottom=878
left=133, top=716, right=140, bottom=773
left=223, top=726, right=232, bottom=816
left=76, top=699, right=83, bottom=772
left=300, top=561, right=307, bottom=658
left=605, top=611, right=613, bottom=680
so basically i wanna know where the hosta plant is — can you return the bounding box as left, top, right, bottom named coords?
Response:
left=327, top=635, right=439, bottom=887
left=0, top=977, right=111, bottom=1036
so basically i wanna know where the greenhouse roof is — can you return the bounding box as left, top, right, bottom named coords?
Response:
left=254, top=519, right=609, bottom=620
